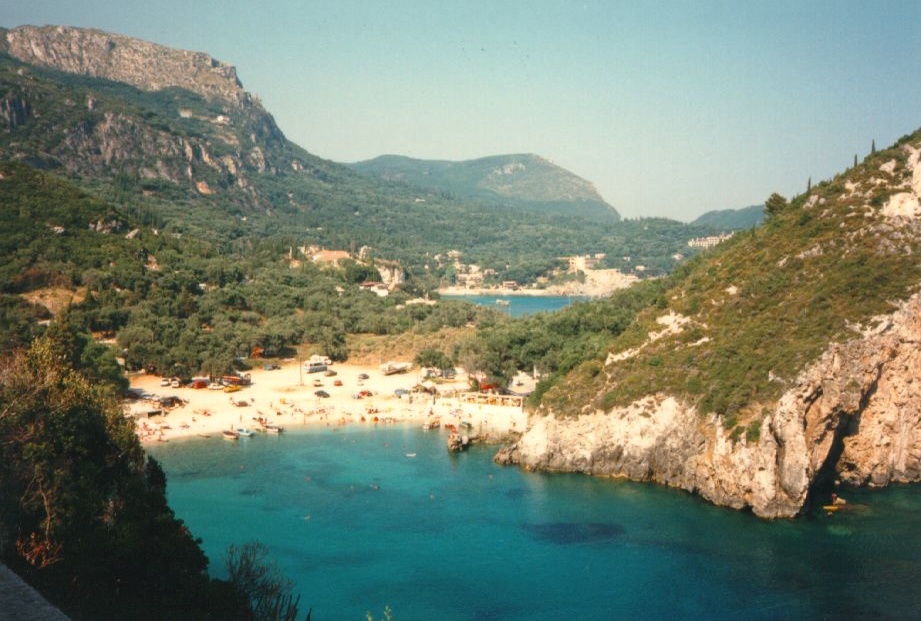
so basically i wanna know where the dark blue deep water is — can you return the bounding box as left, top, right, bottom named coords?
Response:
left=151, top=426, right=921, bottom=620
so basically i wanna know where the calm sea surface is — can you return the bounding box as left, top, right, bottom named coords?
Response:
left=441, top=294, right=584, bottom=317
left=151, top=426, right=921, bottom=620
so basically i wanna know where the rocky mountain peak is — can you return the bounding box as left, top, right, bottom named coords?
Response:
left=2, top=25, right=249, bottom=108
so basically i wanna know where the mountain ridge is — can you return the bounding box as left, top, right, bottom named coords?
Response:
left=0, top=25, right=661, bottom=273
left=690, top=204, right=764, bottom=230
left=2, top=25, right=252, bottom=109
left=349, top=152, right=621, bottom=222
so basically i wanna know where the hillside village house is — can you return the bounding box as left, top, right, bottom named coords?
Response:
left=687, top=233, right=734, bottom=249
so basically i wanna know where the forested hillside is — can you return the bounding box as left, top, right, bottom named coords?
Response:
left=475, top=129, right=921, bottom=435
left=0, top=25, right=723, bottom=287
left=690, top=204, right=764, bottom=230
left=349, top=153, right=621, bottom=222
left=0, top=162, right=507, bottom=375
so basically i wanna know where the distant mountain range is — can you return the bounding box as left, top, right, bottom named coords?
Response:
left=348, top=153, right=621, bottom=223
left=0, top=24, right=731, bottom=284
left=690, top=204, right=764, bottom=230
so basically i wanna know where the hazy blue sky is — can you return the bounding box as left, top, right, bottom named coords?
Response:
left=4, top=1, right=921, bottom=220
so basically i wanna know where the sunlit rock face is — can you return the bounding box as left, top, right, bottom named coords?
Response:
left=497, top=293, right=921, bottom=518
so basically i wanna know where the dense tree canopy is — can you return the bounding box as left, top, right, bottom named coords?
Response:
left=0, top=335, right=251, bottom=619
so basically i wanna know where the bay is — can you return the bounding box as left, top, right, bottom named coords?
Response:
left=151, top=426, right=921, bottom=620
left=441, top=294, right=585, bottom=317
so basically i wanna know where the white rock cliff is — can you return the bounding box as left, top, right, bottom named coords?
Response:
left=496, top=292, right=921, bottom=518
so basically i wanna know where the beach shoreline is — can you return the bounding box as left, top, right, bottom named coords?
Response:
left=126, top=361, right=527, bottom=444
left=438, top=269, right=640, bottom=298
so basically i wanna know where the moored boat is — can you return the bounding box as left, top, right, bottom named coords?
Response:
left=236, top=428, right=254, bottom=437
left=222, top=429, right=240, bottom=440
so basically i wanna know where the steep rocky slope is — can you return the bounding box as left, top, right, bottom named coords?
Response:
left=0, top=25, right=325, bottom=211
left=3, top=25, right=249, bottom=106
left=497, top=136, right=921, bottom=518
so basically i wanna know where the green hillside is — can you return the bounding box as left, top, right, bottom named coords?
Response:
left=690, top=204, right=764, bottom=230
left=467, top=130, right=921, bottom=434
left=0, top=34, right=720, bottom=286
left=349, top=153, right=621, bottom=222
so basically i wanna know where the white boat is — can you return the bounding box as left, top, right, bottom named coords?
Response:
left=236, top=428, right=254, bottom=437
left=265, top=424, right=284, bottom=434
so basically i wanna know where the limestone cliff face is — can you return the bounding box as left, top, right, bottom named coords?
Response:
left=496, top=292, right=921, bottom=518
left=4, top=25, right=247, bottom=109
left=0, top=25, right=303, bottom=203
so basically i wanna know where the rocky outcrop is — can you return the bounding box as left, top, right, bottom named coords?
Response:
left=1, top=96, right=31, bottom=131
left=4, top=25, right=246, bottom=107
left=0, top=25, right=304, bottom=204
left=496, top=292, right=921, bottom=518
left=2, top=24, right=285, bottom=149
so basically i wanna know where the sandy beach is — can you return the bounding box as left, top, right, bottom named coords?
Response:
left=438, top=268, right=638, bottom=298
left=126, top=360, right=528, bottom=444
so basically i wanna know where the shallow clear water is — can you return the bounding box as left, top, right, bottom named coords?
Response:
left=151, top=426, right=921, bottom=620
left=441, top=294, right=584, bottom=317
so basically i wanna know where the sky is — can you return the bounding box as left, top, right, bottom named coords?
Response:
left=4, top=1, right=921, bottom=221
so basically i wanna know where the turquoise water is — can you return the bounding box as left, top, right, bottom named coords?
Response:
left=441, top=294, right=584, bottom=317
left=151, top=426, right=921, bottom=620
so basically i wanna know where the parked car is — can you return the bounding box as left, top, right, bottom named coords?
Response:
left=358, top=373, right=370, bottom=380
left=324, top=369, right=337, bottom=377
left=314, top=390, right=330, bottom=398
left=333, top=379, right=343, bottom=386
left=313, top=379, right=323, bottom=387
left=263, top=363, right=280, bottom=371
left=394, top=388, right=410, bottom=397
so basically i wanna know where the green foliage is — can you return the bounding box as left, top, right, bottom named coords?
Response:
left=226, top=542, right=308, bottom=621
left=0, top=336, right=249, bottom=619
left=746, top=420, right=762, bottom=443
left=414, top=348, right=454, bottom=371
left=551, top=131, right=921, bottom=425
left=764, top=192, right=788, bottom=218
left=464, top=278, right=667, bottom=403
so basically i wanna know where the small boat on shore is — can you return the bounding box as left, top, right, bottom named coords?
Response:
left=265, top=424, right=284, bottom=434
left=236, top=428, right=254, bottom=437
left=222, top=429, right=240, bottom=441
